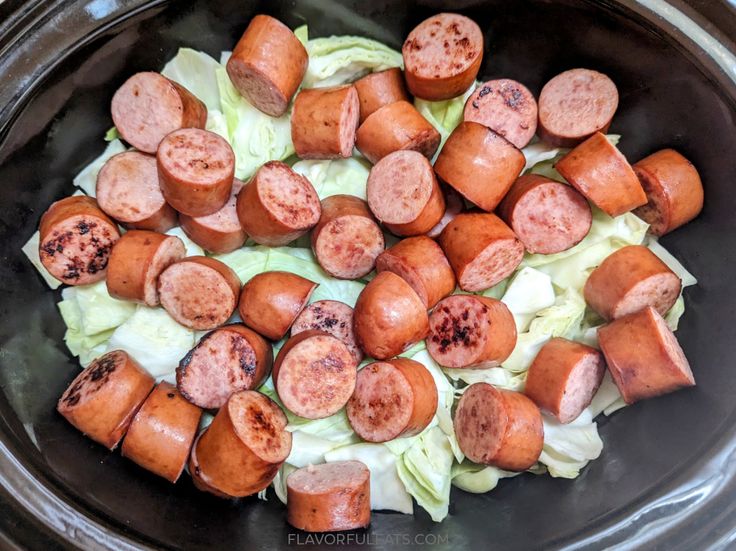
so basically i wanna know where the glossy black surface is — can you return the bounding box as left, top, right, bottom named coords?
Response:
left=0, top=0, right=735, bottom=549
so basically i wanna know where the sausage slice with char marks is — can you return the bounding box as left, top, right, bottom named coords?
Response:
left=177, top=324, right=273, bottom=409
left=121, top=381, right=202, bottom=483
left=454, top=382, right=543, bottom=471
left=57, top=350, right=155, bottom=450
left=39, top=196, right=121, bottom=286
left=291, top=300, right=363, bottom=364
left=354, top=67, right=410, bottom=123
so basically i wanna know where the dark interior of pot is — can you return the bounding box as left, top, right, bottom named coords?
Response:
left=0, top=0, right=735, bottom=549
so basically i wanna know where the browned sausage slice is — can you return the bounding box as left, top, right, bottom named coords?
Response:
left=354, top=67, right=410, bottom=123
left=273, top=330, right=357, bottom=419
left=179, top=178, right=247, bottom=254
left=375, top=236, right=456, bottom=308
left=158, top=256, right=241, bottom=330
left=454, top=382, right=543, bottom=471
left=583, top=245, right=681, bottom=320
left=238, top=271, right=317, bottom=341
left=237, top=161, right=321, bottom=247
left=439, top=212, right=524, bottom=292
left=497, top=174, right=592, bottom=254
left=537, top=69, right=619, bottom=148
left=226, top=15, right=308, bottom=117
left=57, top=350, right=155, bottom=450
left=366, top=150, right=445, bottom=236
left=555, top=132, right=647, bottom=217
left=426, top=185, right=464, bottom=239
left=194, top=390, right=292, bottom=497
left=291, top=85, right=360, bottom=159
left=177, top=324, right=273, bottom=409
left=311, top=194, right=384, bottom=279
left=96, top=151, right=177, bottom=232
left=633, top=149, right=705, bottom=236
left=39, top=196, right=121, bottom=286
left=346, top=358, right=438, bottom=442
left=291, top=300, right=364, bottom=364
left=434, top=121, right=525, bottom=212
left=111, top=72, right=207, bottom=154
left=524, top=338, right=606, bottom=424
left=188, top=432, right=236, bottom=499
left=427, top=295, right=516, bottom=368
left=402, top=13, right=483, bottom=101
left=106, top=230, right=186, bottom=306
left=287, top=461, right=371, bottom=532
left=463, top=79, right=538, bottom=149
left=121, top=381, right=202, bottom=483
left=598, top=307, right=694, bottom=404
left=355, top=100, right=441, bottom=164
left=353, top=271, right=429, bottom=360
left=157, top=128, right=235, bottom=217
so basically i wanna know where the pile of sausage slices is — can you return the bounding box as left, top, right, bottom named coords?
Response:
left=41, top=12, right=703, bottom=532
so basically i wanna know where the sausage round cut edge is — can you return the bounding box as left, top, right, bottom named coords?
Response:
left=427, top=294, right=517, bottom=368
left=583, top=245, right=682, bottom=320
left=434, top=121, right=525, bottom=212
left=524, top=338, right=606, bottom=424
left=291, top=300, right=364, bottom=364
left=158, top=256, right=241, bottom=330
left=121, top=381, right=202, bottom=483
left=346, top=358, right=438, bottom=442
left=598, top=307, right=694, bottom=404
left=354, top=67, right=410, bottom=123
left=273, top=330, right=358, bottom=420
left=57, top=350, right=155, bottom=450
left=353, top=271, right=429, bottom=360
left=177, top=324, right=273, bottom=409
left=454, top=382, right=544, bottom=471
left=286, top=461, right=371, bottom=532
left=39, top=195, right=121, bottom=286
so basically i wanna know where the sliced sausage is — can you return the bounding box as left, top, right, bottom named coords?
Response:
left=454, top=382, right=543, bottom=471
left=238, top=271, right=317, bottom=340
left=39, top=195, right=121, bottom=286
left=439, top=212, right=524, bottom=292
left=355, top=100, right=441, bottom=164
left=375, top=236, right=456, bottom=308
left=57, top=350, right=155, bottom=450
left=598, top=307, right=694, bottom=404
left=287, top=461, right=370, bottom=532
left=524, top=338, right=606, bottom=424
left=291, top=300, right=364, bottom=364
left=537, top=68, right=619, bottom=148
left=188, top=432, right=236, bottom=498
left=193, top=390, right=292, bottom=497
left=121, top=381, right=202, bottom=483
left=179, top=178, right=247, bottom=253
left=633, top=149, right=704, bottom=236
left=237, top=161, right=321, bottom=247
left=353, top=271, right=429, bottom=360
left=497, top=174, right=592, bottom=254
left=311, top=194, right=384, bottom=279
left=158, top=256, right=241, bottom=330
left=273, top=330, right=357, bottom=419
left=354, top=67, right=410, bottom=123
left=346, top=358, right=438, bottom=442
left=96, top=151, right=177, bottom=232
left=291, top=85, right=360, bottom=159
left=402, top=13, right=483, bottom=101
left=177, top=324, right=273, bottom=409
left=555, top=132, right=647, bottom=217
left=226, top=14, right=308, bottom=117
left=366, top=150, right=445, bottom=236
left=584, top=245, right=681, bottom=320
left=434, top=121, right=525, bottom=212
left=427, top=185, right=464, bottom=239
left=106, top=230, right=186, bottom=306
left=427, top=295, right=516, bottom=368
left=157, top=128, right=235, bottom=217
left=111, top=72, right=207, bottom=154
left=463, top=79, right=538, bottom=149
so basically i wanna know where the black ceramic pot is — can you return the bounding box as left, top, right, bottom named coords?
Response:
left=1, top=1, right=736, bottom=549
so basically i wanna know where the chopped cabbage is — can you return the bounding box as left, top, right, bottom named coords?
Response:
left=293, top=25, right=308, bottom=46
left=286, top=410, right=357, bottom=444
left=646, top=237, right=698, bottom=287
left=104, top=127, right=120, bottom=142
left=286, top=431, right=349, bottom=468
left=665, top=296, right=686, bottom=331
left=273, top=463, right=298, bottom=505
left=588, top=373, right=627, bottom=418
left=415, top=84, right=476, bottom=153
left=291, top=157, right=370, bottom=200
left=445, top=367, right=526, bottom=393
left=73, top=139, right=127, bottom=196
left=205, top=109, right=229, bottom=141
left=521, top=139, right=561, bottom=173
left=61, top=282, right=136, bottom=336
left=500, top=267, right=556, bottom=332
left=161, top=48, right=223, bottom=111
left=538, top=409, right=603, bottom=479
left=451, top=461, right=518, bottom=493
left=21, top=231, right=61, bottom=289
